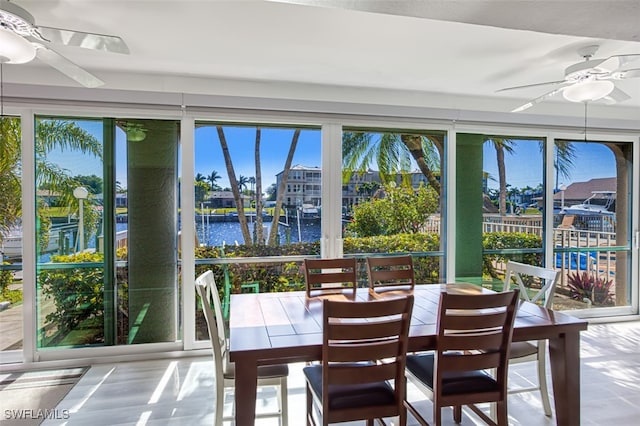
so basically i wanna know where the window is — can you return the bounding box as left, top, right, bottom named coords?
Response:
left=342, top=128, right=446, bottom=284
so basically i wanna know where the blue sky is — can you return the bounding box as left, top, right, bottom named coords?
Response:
left=483, top=139, right=616, bottom=190
left=45, top=120, right=618, bottom=193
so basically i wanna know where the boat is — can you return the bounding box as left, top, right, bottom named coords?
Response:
left=0, top=227, right=22, bottom=259
left=560, top=191, right=615, bottom=216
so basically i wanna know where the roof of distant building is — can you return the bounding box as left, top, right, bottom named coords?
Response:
left=554, top=177, right=616, bottom=201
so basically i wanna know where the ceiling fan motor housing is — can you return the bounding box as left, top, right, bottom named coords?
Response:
left=0, top=0, right=39, bottom=37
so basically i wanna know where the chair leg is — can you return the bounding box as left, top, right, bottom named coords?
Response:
left=216, top=382, right=224, bottom=426
left=537, top=348, right=553, bottom=417
left=453, top=405, right=462, bottom=423
left=280, top=377, right=289, bottom=426
left=496, top=400, right=508, bottom=426
left=306, top=384, right=313, bottom=426
left=433, top=404, right=441, bottom=426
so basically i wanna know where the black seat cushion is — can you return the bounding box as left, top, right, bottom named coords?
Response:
left=303, top=364, right=395, bottom=410
left=406, top=353, right=498, bottom=395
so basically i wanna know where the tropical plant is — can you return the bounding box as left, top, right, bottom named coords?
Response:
left=567, top=271, right=614, bottom=306
left=1, top=117, right=103, bottom=245
left=346, top=183, right=438, bottom=237
left=484, top=137, right=515, bottom=216
left=39, top=252, right=105, bottom=341
left=207, top=170, right=221, bottom=190
left=342, top=131, right=442, bottom=194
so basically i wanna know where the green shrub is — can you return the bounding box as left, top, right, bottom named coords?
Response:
left=39, top=252, right=105, bottom=339
left=482, top=232, right=542, bottom=279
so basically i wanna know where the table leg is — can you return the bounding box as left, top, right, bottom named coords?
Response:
left=234, top=358, right=258, bottom=425
left=548, top=331, right=581, bottom=426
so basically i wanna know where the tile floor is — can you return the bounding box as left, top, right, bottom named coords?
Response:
left=42, top=321, right=640, bottom=425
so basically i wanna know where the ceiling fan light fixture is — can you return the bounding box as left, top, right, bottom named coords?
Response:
left=0, top=27, right=36, bottom=64
left=562, top=80, right=614, bottom=103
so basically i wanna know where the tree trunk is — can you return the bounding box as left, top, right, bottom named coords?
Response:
left=400, top=134, right=441, bottom=195
left=217, top=126, right=252, bottom=244
left=268, top=129, right=300, bottom=246
left=255, top=128, right=264, bottom=244
left=496, top=145, right=507, bottom=216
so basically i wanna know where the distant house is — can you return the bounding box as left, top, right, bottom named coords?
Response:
left=554, top=177, right=616, bottom=211
left=206, top=191, right=245, bottom=209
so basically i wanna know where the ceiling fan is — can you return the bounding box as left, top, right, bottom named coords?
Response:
left=0, top=0, right=128, bottom=87
left=498, top=45, right=640, bottom=112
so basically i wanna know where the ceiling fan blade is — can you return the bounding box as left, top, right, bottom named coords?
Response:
left=601, top=87, right=631, bottom=105
left=599, top=54, right=640, bottom=72
left=511, top=87, right=565, bottom=112
left=616, top=68, right=640, bottom=79
left=496, top=80, right=567, bottom=93
left=35, top=45, right=104, bottom=88
left=38, top=26, right=129, bottom=54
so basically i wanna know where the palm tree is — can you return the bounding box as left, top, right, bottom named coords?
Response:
left=268, top=129, right=301, bottom=246
left=195, top=173, right=208, bottom=185
left=237, top=175, right=250, bottom=193
left=342, top=131, right=442, bottom=195
left=253, top=130, right=264, bottom=244
left=217, top=126, right=252, bottom=244
left=485, top=137, right=515, bottom=216
left=1, top=117, right=102, bottom=244
left=554, top=141, right=576, bottom=190
left=207, top=170, right=221, bottom=190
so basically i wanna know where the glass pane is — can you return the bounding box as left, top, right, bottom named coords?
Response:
left=341, top=128, right=445, bottom=285
left=194, top=123, right=321, bottom=340
left=481, top=137, right=545, bottom=289
left=35, top=117, right=106, bottom=348
left=1, top=116, right=23, bottom=356
left=454, top=134, right=545, bottom=288
left=553, top=140, right=632, bottom=311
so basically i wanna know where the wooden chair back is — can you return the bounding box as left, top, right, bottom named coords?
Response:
left=303, top=258, right=357, bottom=298
left=504, top=261, right=559, bottom=309
left=321, top=295, right=414, bottom=424
left=366, top=255, right=415, bottom=292
left=435, top=290, right=519, bottom=410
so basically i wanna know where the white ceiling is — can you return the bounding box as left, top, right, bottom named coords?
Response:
left=4, top=0, right=640, bottom=118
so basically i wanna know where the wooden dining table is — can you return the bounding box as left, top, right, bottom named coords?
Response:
left=229, top=283, right=588, bottom=425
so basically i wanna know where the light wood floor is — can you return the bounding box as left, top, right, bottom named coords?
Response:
left=42, top=321, right=640, bottom=425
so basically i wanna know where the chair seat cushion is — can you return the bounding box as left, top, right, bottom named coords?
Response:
left=303, top=364, right=395, bottom=410
left=510, top=341, right=538, bottom=359
left=223, top=361, right=288, bottom=380
left=406, top=353, right=498, bottom=395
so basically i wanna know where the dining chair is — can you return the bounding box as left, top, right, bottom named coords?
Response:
left=303, top=258, right=358, bottom=298
left=366, top=255, right=415, bottom=292
left=303, top=295, right=414, bottom=426
left=404, top=289, right=519, bottom=426
left=195, top=270, right=289, bottom=425
left=502, top=260, right=560, bottom=417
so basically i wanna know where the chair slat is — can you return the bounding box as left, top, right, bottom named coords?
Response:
left=327, top=362, right=397, bottom=385
left=329, top=340, right=401, bottom=362
left=328, top=319, right=403, bottom=340
left=440, top=333, right=504, bottom=351
left=442, top=311, right=508, bottom=330
left=439, top=351, right=502, bottom=372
